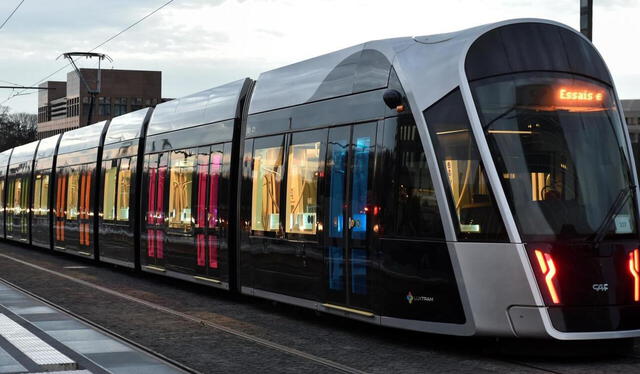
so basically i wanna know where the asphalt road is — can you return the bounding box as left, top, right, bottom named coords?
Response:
left=0, top=242, right=639, bottom=374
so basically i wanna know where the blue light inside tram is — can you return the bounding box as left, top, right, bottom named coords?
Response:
left=329, top=246, right=344, bottom=291
left=351, top=137, right=370, bottom=240
left=329, top=142, right=347, bottom=238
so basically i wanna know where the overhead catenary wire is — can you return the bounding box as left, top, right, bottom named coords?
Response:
left=89, top=0, right=175, bottom=53
left=1, top=0, right=175, bottom=106
left=0, top=0, right=25, bottom=30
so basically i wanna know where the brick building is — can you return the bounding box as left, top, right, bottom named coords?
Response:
left=37, top=69, right=162, bottom=138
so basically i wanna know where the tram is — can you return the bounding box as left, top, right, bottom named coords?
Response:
left=2, top=19, right=638, bottom=339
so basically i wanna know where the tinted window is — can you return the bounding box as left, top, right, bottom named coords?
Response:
left=117, top=158, right=133, bottom=222
left=285, top=129, right=326, bottom=236
left=33, top=173, right=50, bottom=216
left=103, top=160, right=118, bottom=221
left=381, top=115, right=444, bottom=239
left=168, top=149, right=196, bottom=232
left=251, top=136, right=285, bottom=233
left=425, top=88, right=508, bottom=242
left=472, top=72, right=635, bottom=241
left=465, top=23, right=610, bottom=85
left=66, top=168, right=80, bottom=220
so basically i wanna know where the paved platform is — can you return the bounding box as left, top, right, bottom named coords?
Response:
left=0, top=282, right=185, bottom=374
left=2, top=242, right=640, bottom=373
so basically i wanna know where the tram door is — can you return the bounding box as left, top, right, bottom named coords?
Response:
left=325, top=122, right=377, bottom=311
left=194, top=145, right=225, bottom=279
left=144, top=152, right=168, bottom=269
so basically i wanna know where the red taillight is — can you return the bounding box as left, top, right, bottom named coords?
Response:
left=628, top=249, right=640, bottom=302
left=534, top=250, right=560, bottom=304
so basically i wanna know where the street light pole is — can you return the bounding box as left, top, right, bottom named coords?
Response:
left=580, top=0, right=593, bottom=41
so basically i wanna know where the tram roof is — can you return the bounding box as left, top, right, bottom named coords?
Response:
left=9, top=140, right=39, bottom=165
left=36, top=134, right=60, bottom=159
left=0, top=149, right=12, bottom=174
left=58, top=121, right=107, bottom=155
left=147, top=78, right=250, bottom=136
left=247, top=19, right=602, bottom=115
left=104, top=108, right=150, bottom=145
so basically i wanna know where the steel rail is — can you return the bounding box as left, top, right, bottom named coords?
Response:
left=0, top=252, right=369, bottom=374
left=0, top=276, right=199, bottom=374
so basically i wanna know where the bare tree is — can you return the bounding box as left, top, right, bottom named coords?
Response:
left=0, top=106, right=37, bottom=152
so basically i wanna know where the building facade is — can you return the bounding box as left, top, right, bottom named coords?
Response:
left=622, top=99, right=640, bottom=166
left=37, top=69, right=162, bottom=138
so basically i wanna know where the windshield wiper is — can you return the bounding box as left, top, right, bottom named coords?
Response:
left=591, top=185, right=636, bottom=246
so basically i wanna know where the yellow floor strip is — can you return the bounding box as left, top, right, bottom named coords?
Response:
left=143, top=265, right=166, bottom=273
left=322, top=303, right=374, bottom=318
left=193, top=276, right=221, bottom=284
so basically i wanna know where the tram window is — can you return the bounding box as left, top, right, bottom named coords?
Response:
left=472, top=72, right=636, bottom=239
left=42, top=174, right=49, bottom=214
left=208, top=146, right=225, bottom=228
left=425, top=88, right=508, bottom=242
left=34, top=174, right=42, bottom=215
left=13, top=178, right=21, bottom=214
left=241, top=139, right=254, bottom=232
left=14, top=176, right=27, bottom=215
left=0, top=179, right=4, bottom=211
left=251, top=136, right=284, bottom=233
left=286, top=130, right=325, bottom=235
left=168, top=149, right=196, bottom=231
left=103, top=160, right=118, bottom=221
left=13, top=178, right=20, bottom=214
left=34, top=174, right=49, bottom=216
left=384, top=116, right=444, bottom=239
left=80, top=167, right=93, bottom=221
left=22, top=176, right=29, bottom=215
left=66, top=169, right=80, bottom=220
left=117, top=158, right=132, bottom=221
left=7, top=179, right=16, bottom=215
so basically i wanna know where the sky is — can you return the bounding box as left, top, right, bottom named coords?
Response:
left=0, top=0, right=639, bottom=114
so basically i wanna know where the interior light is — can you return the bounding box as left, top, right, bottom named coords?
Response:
left=435, top=129, right=468, bottom=136
left=487, top=130, right=533, bottom=135
left=629, top=249, right=640, bottom=302
left=534, top=249, right=560, bottom=304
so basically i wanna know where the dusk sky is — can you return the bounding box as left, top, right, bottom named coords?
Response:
left=1, top=0, right=638, bottom=114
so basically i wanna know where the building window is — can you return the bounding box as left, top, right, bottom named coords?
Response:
left=131, top=97, right=143, bottom=112
left=114, top=98, right=128, bottom=116
left=98, top=97, right=111, bottom=116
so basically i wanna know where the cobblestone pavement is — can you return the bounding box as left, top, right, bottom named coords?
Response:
left=0, top=242, right=638, bottom=374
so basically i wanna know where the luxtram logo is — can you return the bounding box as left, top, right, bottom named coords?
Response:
left=406, top=292, right=434, bottom=304
left=406, top=292, right=414, bottom=304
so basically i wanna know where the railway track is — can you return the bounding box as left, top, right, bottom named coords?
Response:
left=0, top=248, right=629, bottom=374
left=0, top=252, right=370, bottom=374
left=0, top=276, right=199, bottom=374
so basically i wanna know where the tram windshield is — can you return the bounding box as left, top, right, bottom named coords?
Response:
left=471, top=72, right=637, bottom=241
